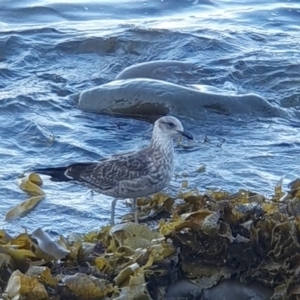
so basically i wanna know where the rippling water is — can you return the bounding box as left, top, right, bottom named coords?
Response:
left=1, top=0, right=300, bottom=235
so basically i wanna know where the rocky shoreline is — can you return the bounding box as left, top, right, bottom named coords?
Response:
left=1, top=173, right=300, bottom=300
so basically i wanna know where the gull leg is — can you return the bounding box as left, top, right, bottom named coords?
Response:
left=111, top=198, right=118, bottom=226
left=133, top=198, right=139, bottom=224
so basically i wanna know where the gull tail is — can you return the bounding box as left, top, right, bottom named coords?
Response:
left=33, top=166, right=71, bottom=182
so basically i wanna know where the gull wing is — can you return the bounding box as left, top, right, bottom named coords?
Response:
left=66, top=148, right=154, bottom=191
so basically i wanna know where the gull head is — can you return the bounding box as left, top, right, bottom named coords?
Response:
left=153, top=116, right=193, bottom=141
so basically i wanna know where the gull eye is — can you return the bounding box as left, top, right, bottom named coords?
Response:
left=167, top=122, right=174, bottom=127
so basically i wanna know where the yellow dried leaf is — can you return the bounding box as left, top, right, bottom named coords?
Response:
left=262, top=203, right=279, bottom=215
left=10, top=233, right=32, bottom=249
left=6, top=247, right=37, bottom=259
left=27, top=173, right=43, bottom=187
left=0, top=245, right=36, bottom=272
left=151, top=193, right=171, bottom=205
left=110, top=223, right=163, bottom=250
left=161, top=210, right=218, bottom=234
left=5, top=196, right=45, bottom=221
left=114, top=263, right=140, bottom=286
left=66, top=241, right=82, bottom=261
left=159, top=217, right=183, bottom=236
left=96, top=226, right=112, bottom=247
left=19, top=173, right=45, bottom=196
left=83, top=231, right=99, bottom=243
left=20, top=174, right=45, bottom=196
left=114, top=246, right=135, bottom=258
left=95, top=257, right=112, bottom=273
left=143, top=253, right=154, bottom=269
left=181, top=210, right=214, bottom=223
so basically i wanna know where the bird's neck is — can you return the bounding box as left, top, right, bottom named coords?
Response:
left=150, top=130, right=174, bottom=155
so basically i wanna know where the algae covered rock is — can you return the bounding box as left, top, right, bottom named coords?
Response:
left=58, top=272, right=113, bottom=300
left=3, top=269, right=48, bottom=300
left=158, top=179, right=300, bottom=300
left=2, top=174, right=300, bottom=300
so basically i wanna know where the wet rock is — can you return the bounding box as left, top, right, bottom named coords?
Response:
left=78, top=78, right=287, bottom=118
left=166, top=279, right=273, bottom=300
left=3, top=269, right=48, bottom=300
left=58, top=272, right=113, bottom=300
left=202, top=279, right=273, bottom=300
left=166, top=279, right=202, bottom=300
left=26, top=266, right=58, bottom=288
left=116, top=60, right=198, bottom=81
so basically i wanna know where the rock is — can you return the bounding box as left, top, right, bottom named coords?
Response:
left=78, top=78, right=287, bottom=118
left=4, top=269, right=48, bottom=300
left=58, top=272, right=113, bottom=300
left=166, top=279, right=273, bottom=300
left=202, top=279, right=273, bottom=300
left=26, top=266, right=58, bottom=288
left=166, top=279, right=202, bottom=299
left=116, top=60, right=198, bottom=81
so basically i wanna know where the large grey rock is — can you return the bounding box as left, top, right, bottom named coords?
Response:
left=116, top=60, right=198, bottom=81
left=78, top=78, right=287, bottom=118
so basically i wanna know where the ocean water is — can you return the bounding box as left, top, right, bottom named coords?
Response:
left=0, top=0, right=300, bottom=236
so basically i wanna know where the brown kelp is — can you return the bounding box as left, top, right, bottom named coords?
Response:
left=2, top=174, right=300, bottom=299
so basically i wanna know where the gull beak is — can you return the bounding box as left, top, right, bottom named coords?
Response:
left=179, top=130, right=193, bottom=140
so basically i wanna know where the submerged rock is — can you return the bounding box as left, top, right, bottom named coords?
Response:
left=78, top=78, right=287, bottom=118
left=116, top=60, right=199, bottom=81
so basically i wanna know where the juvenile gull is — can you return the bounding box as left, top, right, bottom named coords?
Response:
left=33, top=116, right=193, bottom=225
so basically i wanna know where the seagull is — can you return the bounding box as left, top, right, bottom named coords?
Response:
left=33, top=116, right=193, bottom=225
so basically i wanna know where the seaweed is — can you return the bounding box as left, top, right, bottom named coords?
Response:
left=2, top=174, right=300, bottom=299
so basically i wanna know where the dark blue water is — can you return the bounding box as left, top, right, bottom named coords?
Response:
left=0, top=0, right=300, bottom=235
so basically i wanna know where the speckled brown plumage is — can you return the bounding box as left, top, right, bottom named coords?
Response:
left=33, top=116, right=193, bottom=225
